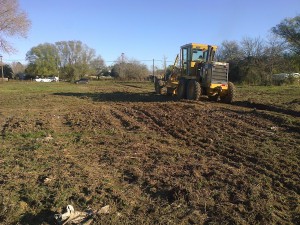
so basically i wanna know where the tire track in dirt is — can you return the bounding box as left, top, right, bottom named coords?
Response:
left=208, top=109, right=300, bottom=193
left=131, top=106, right=188, bottom=140
left=130, top=102, right=299, bottom=223
left=116, top=102, right=299, bottom=195
left=63, top=102, right=299, bottom=201
left=44, top=102, right=299, bottom=224
left=119, top=102, right=212, bottom=149
left=109, top=103, right=187, bottom=143
left=109, top=107, right=143, bottom=133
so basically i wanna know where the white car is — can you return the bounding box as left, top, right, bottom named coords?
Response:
left=35, top=78, right=52, bottom=82
left=35, top=77, right=59, bottom=82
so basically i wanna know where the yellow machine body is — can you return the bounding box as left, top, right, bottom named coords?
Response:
left=156, top=43, right=234, bottom=103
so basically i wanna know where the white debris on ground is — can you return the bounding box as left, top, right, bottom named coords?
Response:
left=36, top=134, right=54, bottom=143
left=54, top=205, right=110, bottom=225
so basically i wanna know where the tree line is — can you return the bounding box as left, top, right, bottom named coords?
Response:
left=25, top=41, right=149, bottom=81
left=25, top=41, right=105, bottom=81
left=218, top=15, right=300, bottom=85
left=0, top=0, right=299, bottom=83
left=2, top=40, right=150, bottom=81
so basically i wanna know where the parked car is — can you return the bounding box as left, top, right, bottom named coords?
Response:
left=49, top=76, right=59, bottom=82
left=35, top=76, right=59, bottom=82
left=75, top=78, right=89, bottom=84
left=35, top=78, right=52, bottom=82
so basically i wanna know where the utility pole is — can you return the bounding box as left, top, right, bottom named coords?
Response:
left=120, top=53, right=125, bottom=79
left=121, top=53, right=124, bottom=63
left=163, top=55, right=167, bottom=74
left=0, top=55, right=3, bottom=81
left=55, top=57, right=60, bottom=82
left=153, top=59, right=155, bottom=83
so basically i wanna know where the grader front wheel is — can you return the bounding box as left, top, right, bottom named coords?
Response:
left=177, top=78, right=187, bottom=99
left=187, top=80, right=201, bottom=100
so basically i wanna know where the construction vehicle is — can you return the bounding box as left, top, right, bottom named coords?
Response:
left=155, top=43, right=235, bottom=103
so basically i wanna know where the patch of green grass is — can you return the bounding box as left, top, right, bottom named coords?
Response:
left=236, top=85, right=300, bottom=110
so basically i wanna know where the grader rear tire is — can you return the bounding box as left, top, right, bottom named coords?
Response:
left=177, top=78, right=187, bottom=99
left=221, top=82, right=235, bottom=103
left=166, top=87, right=175, bottom=96
left=187, top=80, right=201, bottom=100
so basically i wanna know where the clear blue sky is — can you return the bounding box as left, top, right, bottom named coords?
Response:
left=2, top=0, right=300, bottom=69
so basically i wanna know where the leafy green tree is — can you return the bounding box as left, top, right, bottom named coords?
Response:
left=26, top=43, right=58, bottom=77
left=26, top=41, right=105, bottom=81
left=272, top=15, right=300, bottom=54
left=2, top=64, right=13, bottom=79
left=60, top=64, right=75, bottom=81
left=89, top=56, right=106, bottom=78
left=55, top=40, right=102, bottom=81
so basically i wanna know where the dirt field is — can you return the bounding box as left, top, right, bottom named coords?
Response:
left=0, top=81, right=299, bottom=224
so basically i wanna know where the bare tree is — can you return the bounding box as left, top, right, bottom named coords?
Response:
left=264, top=34, right=286, bottom=77
left=11, top=61, right=25, bottom=78
left=217, top=40, right=243, bottom=62
left=0, top=0, right=31, bottom=53
left=162, top=55, right=167, bottom=73
left=89, top=56, right=106, bottom=78
left=241, top=37, right=265, bottom=58
left=111, top=58, right=149, bottom=81
left=239, top=37, right=266, bottom=84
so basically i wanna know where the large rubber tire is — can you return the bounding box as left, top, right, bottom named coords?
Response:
left=167, top=87, right=174, bottom=96
left=186, top=80, right=201, bottom=100
left=155, top=79, right=163, bottom=95
left=221, top=82, right=235, bottom=103
left=177, top=78, right=187, bottom=99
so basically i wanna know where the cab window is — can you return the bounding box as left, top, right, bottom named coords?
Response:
left=192, top=49, right=204, bottom=61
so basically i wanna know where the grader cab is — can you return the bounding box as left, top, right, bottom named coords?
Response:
left=155, top=43, right=235, bottom=103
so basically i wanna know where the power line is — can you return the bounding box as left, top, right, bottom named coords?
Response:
left=1, top=58, right=26, bottom=62
left=1, top=58, right=174, bottom=67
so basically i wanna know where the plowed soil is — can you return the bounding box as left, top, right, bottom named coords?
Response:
left=0, top=81, right=299, bottom=224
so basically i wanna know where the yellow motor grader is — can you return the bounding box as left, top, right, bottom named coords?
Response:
left=155, top=43, right=235, bottom=103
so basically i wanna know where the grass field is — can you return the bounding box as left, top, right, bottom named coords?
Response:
left=0, top=80, right=299, bottom=224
